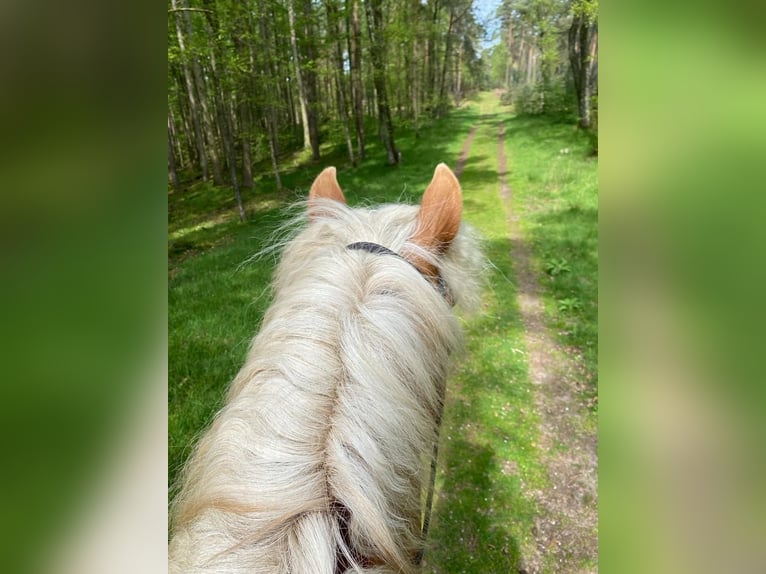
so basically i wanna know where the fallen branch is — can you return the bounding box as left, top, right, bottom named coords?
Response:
left=168, top=8, right=213, bottom=15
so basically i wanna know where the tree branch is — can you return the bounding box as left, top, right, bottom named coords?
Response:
left=168, top=8, right=213, bottom=15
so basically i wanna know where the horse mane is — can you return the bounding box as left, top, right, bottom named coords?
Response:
left=170, top=188, right=484, bottom=573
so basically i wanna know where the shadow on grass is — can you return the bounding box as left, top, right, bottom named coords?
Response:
left=422, top=229, right=541, bottom=572
left=426, top=438, right=523, bottom=573
left=497, top=112, right=598, bottom=397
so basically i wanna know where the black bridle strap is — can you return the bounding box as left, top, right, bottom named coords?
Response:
left=346, top=241, right=403, bottom=259
left=346, top=242, right=451, bottom=303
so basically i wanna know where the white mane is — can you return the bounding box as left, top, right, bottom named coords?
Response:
left=170, top=173, right=484, bottom=573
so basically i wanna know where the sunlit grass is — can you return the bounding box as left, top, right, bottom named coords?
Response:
left=501, top=114, right=599, bottom=404
left=424, top=93, right=546, bottom=571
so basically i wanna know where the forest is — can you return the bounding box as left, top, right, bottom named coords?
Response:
left=167, top=0, right=598, bottom=205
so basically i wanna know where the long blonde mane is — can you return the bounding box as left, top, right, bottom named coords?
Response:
left=170, top=166, right=483, bottom=573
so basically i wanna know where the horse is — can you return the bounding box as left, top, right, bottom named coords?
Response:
left=169, top=164, right=484, bottom=573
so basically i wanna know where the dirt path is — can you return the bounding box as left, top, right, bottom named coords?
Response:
left=453, top=125, right=478, bottom=178
left=496, top=124, right=598, bottom=573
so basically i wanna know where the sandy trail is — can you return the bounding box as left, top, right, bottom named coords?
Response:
left=443, top=115, right=597, bottom=572
left=496, top=122, right=598, bottom=573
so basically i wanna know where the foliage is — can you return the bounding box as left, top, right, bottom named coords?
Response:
left=570, top=0, right=599, bottom=22
left=545, top=256, right=572, bottom=276
left=557, top=296, right=583, bottom=313
left=167, top=0, right=487, bottom=191
left=513, top=83, right=544, bottom=114
left=487, top=0, right=597, bottom=127
left=512, top=79, right=574, bottom=118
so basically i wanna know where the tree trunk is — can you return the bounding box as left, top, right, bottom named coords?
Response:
left=455, top=40, right=463, bottom=105
left=265, top=16, right=296, bottom=129
left=203, top=13, right=245, bottom=220
left=287, top=0, right=312, bottom=153
left=286, top=0, right=320, bottom=160
left=172, top=66, right=196, bottom=169
left=436, top=6, right=455, bottom=117
left=412, top=35, right=420, bottom=136
left=239, top=100, right=254, bottom=188
left=395, top=39, right=403, bottom=119
left=179, top=0, right=223, bottom=185
left=266, top=112, right=283, bottom=193
left=588, top=27, right=598, bottom=95
left=365, top=0, right=399, bottom=165
left=568, top=13, right=597, bottom=128
left=171, top=0, right=208, bottom=181
left=168, top=116, right=180, bottom=190
left=168, top=104, right=185, bottom=169
left=505, top=17, right=514, bottom=89
left=347, top=0, right=365, bottom=160
left=325, top=0, right=356, bottom=166
left=518, top=38, right=527, bottom=84
left=224, top=107, right=246, bottom=221
left=301, top=0, right=321, bottom=160
left=256, top=12, right=284, bottom=192
left=427, top=0, right=440, bottom=113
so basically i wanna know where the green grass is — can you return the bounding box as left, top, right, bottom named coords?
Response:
left=423, top=97, right=546, bottom=571
left=168, top=91, right=597, bottom=572
left=501, top=112, right=599, bottom=406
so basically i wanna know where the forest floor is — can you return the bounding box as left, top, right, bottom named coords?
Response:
left=169, top=91, right=598, bottom=573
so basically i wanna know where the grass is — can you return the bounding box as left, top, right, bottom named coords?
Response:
left=168, top=91, right=597, bottom=572
left=500, top=112, right=599, bottom=406
left=423, top=97, right=546, bottom=571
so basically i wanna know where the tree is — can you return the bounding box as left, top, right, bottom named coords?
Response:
left=325, top=0, right=356, bottom=166
left=364, top=0, right=400, bottom=165
left=201, top=4, right=246, bottom=219
left=287, top=0, right=320, bottom=160
left=568, top=0, right=598, bottom=128
left=167, top=0, right=486, bottom=192
left=347, top=0, right=366, bottom=159
left=170, top=0, right=209, bottom=181
left=491, top=0, right=590, bottom=117
left=168, top=115, right=180, bottom=189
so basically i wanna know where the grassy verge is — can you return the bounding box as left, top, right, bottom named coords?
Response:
left=499, top=111, right=599, bottom=408
left=423, top=94, right=547, bottom=572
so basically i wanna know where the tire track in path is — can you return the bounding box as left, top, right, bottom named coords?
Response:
left=454, top=125, right=478, bottom=178
left=497, top=123, right=598, bottom=574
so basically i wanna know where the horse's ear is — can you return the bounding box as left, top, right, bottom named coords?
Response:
left=309, top=166, right=346, bottom=219
left=411, top=163, right=462, bottom=254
